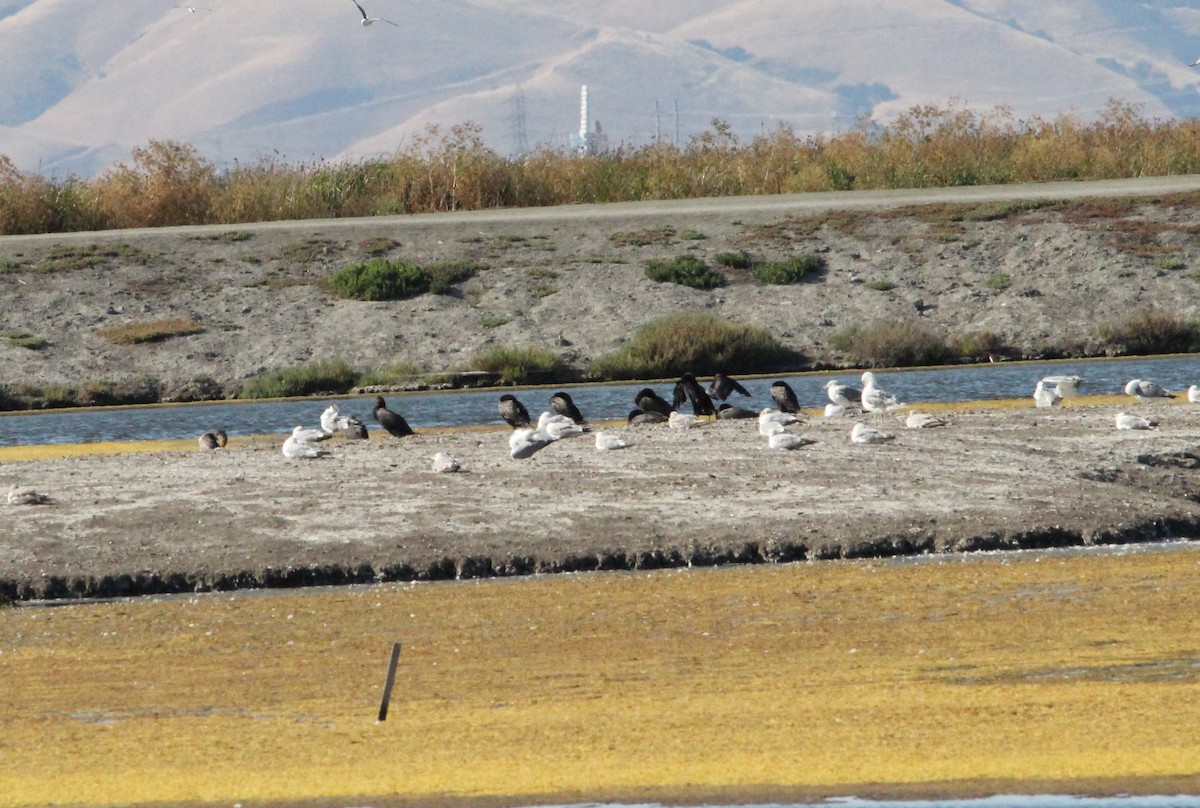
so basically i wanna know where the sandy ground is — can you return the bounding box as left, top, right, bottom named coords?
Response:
left=3, top=396, right=1200, bottom=599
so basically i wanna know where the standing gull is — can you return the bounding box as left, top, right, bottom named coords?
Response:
left=373, top=396, right=416, bottom=437
left=349, top=0, right=399, bottom=26
left=860, top=371, right=904, bottom=421
left=823, top=379, right=862, bottom=409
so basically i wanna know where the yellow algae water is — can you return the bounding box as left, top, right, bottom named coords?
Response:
left=1, top=547, right=1198, bottom=806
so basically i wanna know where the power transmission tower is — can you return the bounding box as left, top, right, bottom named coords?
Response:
left=510, top=89, right=529, bottom=157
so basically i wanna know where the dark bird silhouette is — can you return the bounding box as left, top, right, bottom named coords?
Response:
left=214, top=429, right=228, bottom=447
left=198, top=432, right=220, bottom=450
left=549, top=391, right=585, bottom=424
left=716, top=403, right=757, bottom=420
left=373, top=395, right=415, bottom=437
left=707, top=372, right=751, bottom=400
left=498, top=394, right=532, bottom=429
left=635, top=387, right=674, bottom=417
left=627, top=408, right=669, bottom=426
left=673, top=373, right=715, bottom=416
left=770, top=380, right=802, bottom=413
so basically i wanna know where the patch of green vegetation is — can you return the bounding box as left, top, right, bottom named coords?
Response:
left=610, top=226, right=676, bottom=247
left=713, top=250, right=754, bottom=270
left=985, top=272, right=1012, bottom=291
left=194, top=231, right=253, bottom=242
left=863, top=278, right=897, bottom=292
left=589, top=311, right=798, bottom=380
left=357, top=237, right=399, bottom=256
left=37, top=242, right=151, bottom=272
left=1156, top=256, right=1186, bottom=271
left=425, top=259, right=483, bottom=294
left=3, top=330, right=48, bottom=350
left=470, top=345, right=568, bottom=385
left=831, top=319, right=951, bottom=367
left=280, top=238, right=336, bottom=263
left=949, top=330, right=1009, bottom=359
left=96, top=318, right=204, bottom=346
left=531, top=284, right=558, bottom=298
left=1097, top=307, right=1200, bottom=355
left=679, top=229, right=706, bottom=241
left=480, top=315, right=510, bottom=329
left=326, top=259, right=427, bottom=300
left=356, top=362, right=426, bottom=387
left=0, top=258, right=25, bottom=272
left=239, top=358, right=360, bottom=399
left=644, top=255, right=725, bottom=289
left=753, top=255, right=826, bottom=285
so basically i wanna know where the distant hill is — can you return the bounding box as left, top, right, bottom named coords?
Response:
left=1, top=0, right=1199, bottom=176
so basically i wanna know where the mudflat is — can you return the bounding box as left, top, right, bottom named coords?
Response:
left=2, top=396, right=1200, bottom=598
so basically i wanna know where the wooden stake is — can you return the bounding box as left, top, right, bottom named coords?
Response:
left=377, top=641, right=401, bottom=721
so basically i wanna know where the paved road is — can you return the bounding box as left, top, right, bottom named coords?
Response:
left=7, top=173, right=1200, bottom=244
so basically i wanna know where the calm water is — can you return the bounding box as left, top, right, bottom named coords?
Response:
left=1, top=355, right=1197, bottom=447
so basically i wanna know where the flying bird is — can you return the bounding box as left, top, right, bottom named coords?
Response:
left=373, top=396, right=416, bottom=437
left=1190, top=57, right=1200, bottom=67
left=498, top=394, right=532, bottom=429
left=769, top=381, right=802, bottom=414
left=349, top=0, right=399, bottom=26
left=635, top=388, right=674, bottom=417
left=673, top=374, right=715, bottom=416
left=549, top=391, right=585, bottom=424
left=707, top=372, right=751, bottom=400
left=1124, top=379, right=1173, bottom=402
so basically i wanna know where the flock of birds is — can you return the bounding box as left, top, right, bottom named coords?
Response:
left=7, top=370, right=1199, bottom=506
left=182, top=370, right=1200, bottom=473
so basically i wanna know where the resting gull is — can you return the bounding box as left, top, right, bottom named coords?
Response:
left=594, top=431, right=631, bottom=451
left=282, top=434, right=329, bottom=459
left=8, top=484, right=51, bottom=505
left=1041, top=374, right=1082, bottom=398
left=850, top=421, right=895, bottom=444
left=431, top=452, right=461, bottom=473
left=824, top=403, right=859, bottom=418
left=1033, top=381, right=1062, bottom=409
left=905, top=411, right=948, bottom=429
left=1124, top=379, right=1173, bottom=402
left=668, top=411, right=704, bottom=429
left=537, top=411, right=586, bottom=440
left=321, top=404, right=368, bottom=439
left=509, top=427, right=553, bottom=459
left=758, top=408, right=801, bottom=435
left=1115, top=412, right=1157, bottom=430
left=1188, top=385, right=1200, bottom=403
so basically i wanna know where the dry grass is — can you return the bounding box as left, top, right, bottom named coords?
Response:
left=0, top=547, right=1197, bottom=806
left=96, top=317, right=204, bottom=345
left=5, top=102, right=1200, bottom=235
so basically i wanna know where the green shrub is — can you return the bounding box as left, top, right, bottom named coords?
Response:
left=589, top=311, right=798, bottom=380
left=950, top=330, right=1010, bottom=359
left=239, top=358, right=360, bottom=399
left=97, top=318, right=204, bottom=345
left=985, top=272, right=1012, bottom=291
left=357, top=362, right=426, bottom=387
left=470, top=346, right=568, bottom=385
left=425, top=260, right=483, bottom=294
left=644, top=255, right=726, bottom=289
left=327, top=259, right=427, bottom=300
left=863, top=278, right=897, bottom=292
left=714, top=251, right=753, bottom=269
left=3, top=331, right=48, bottom=350
left=753, top=254, right=825, bottom=285
left=832, top=319, right=951, bottom=367
left=1097, top=307, right=1200, bottom=355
